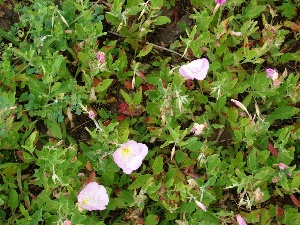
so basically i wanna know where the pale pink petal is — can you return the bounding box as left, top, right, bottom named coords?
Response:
left=266, top=68, right=278, bottom=81
left=122, top=167, right=134, bottom=174
left=63, top=220, right=72, bottom=225
left=278, top=163, right=288, bottom=170
left=179, top=58, right=209, bottom=80
left=96, top=51, right=106, bottom=64
left=128, top=149, right=146, bottom=171
left=195, top=200, right=207, bottom=212
left=236, top=214, right=247, bottom=225
left=190, top=123, right=207, bottom=136
left=77, top=182, right=109, bottom=211
left=88, top=110, right=95, bottom=119
left=113, top=140, right=148, bottom=174
left=190, top=58, right=209, bottom=80
left=179, top=65, right=195, bottom=79
left=273, top=79, right=280, bottom=86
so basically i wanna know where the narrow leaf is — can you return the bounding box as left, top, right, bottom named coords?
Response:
left=137, top=43, right=154, bottom=57
left=8, top=189, right=18, bottom=211
left=120, top=89, right=132, bottom=104
left=133, top=87, right=142, bottom=106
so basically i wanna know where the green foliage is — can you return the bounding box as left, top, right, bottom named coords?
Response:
left=0, top=0, right=300, bottom=224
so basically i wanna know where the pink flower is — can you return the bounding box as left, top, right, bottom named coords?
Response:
left=266, top=68, right=278, bottom=81
left=215, top=0, right=227, bottom=6
left=190, top=123, right=207, bottom=136
left=96, top=51, right=106, bottom=64
left=236, top=214, right=247, bottom=225
left=195, top=200, right=207, bottom=212
left=266, top=68, right=281, bottom=86
left=179, top=58, right=209, bottom=80
left=278, top=163, right=288, bottom=170
left=88, top=110, right=95, bottom=119
left=63, top=220, right=72, bottom=225
left=273, top=79, right=280, bottom=87
left=113, top=140, right=148, bottom=174
left=77, top=182, right=109, bottom=211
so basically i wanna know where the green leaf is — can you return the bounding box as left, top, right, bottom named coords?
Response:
left=153, top=16, right=171, bottom=26
left=8, top=189, right=18, bottom=211
left=184, top=137, right=202, bottom=151
left=234, top=130, right=243, bottom=141
left=45, top=120, right=62, bottom=139
left=133, top=87, right=142, bottom=106
left=165, top=177, right=174, bottom=188
left=167, top=126, right=180, bottom=141
left=52, top=80, right=76, bottom=96
left=254, top=168, right=272, bottom=181
left=214, top=96, right=226, bottom=112
left=207, top=155, right=221, bottom=176
left=20, top=204, right=30, bottom=218
left=152, top=156, right=164, bottom=175
left=181, top=158, right=196, bottom=168
left=128, top=174, right=152, bottom=190
left=51, top=82, right=61, bottom=93
left=277, top=2, right=297, bottom=20
left=126, top=6, right=142, bottom=16
left=101, top=171, right=116, bottom=186
left=0, top=197, right=4, bottom=206
left=257, top=150, right=270, bottom=163
left=247, top=148, right=257, bottom=172
left=291, top=173, right=300, bottom=189
left=244, top=2, right=266, bottom=19
left=112, top=0, right=125, bottom=12
left=98, top=79, right=113, bottom=92
left=120, top=89, right=132, bottom=104
left=266, top=106, right=300, bottom=122
left=175, top=151, right=187, bottom=164
left=22, top=131, right=37, bottom=154
left=279, top=50, right=300, bottom=63
left=150, top=0, right=163, bottom=8
left=124, top=37, right=139, bottom=49
left=126, top=0, right=143, bottom=8
left=114, top=190, right=134, bottom=208
left=28, top=78, right=47, bottom=96
left=278, top=147, right=295, bottom=165
left=137, top=43, right=154, bottom=57
left=53, top=55, right=64, bottom=74
left=145, top=214, right=159, bottom=225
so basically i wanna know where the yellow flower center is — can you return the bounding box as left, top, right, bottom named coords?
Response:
left=121, top=146, right=131, bottom=156
left=82, top=197, right=91, bottom=206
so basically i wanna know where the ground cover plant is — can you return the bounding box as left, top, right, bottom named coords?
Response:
left=0, top=0, right=300, bottom=224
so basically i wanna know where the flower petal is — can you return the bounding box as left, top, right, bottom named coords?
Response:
left=236, top=214, right=247, bottom=225
left=77, top=182, right=109, bottom=211
left=179, top=58, right=209, bottom=80
left=113, top=140, right=148, bottom=174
